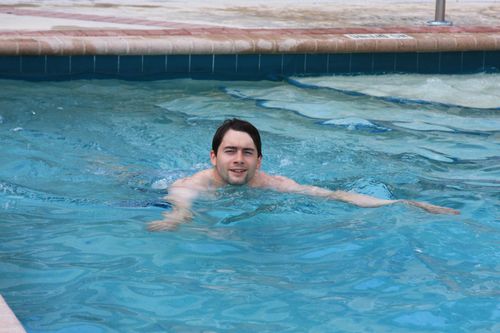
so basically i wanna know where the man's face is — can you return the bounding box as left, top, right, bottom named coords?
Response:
left=210, top=129, right=262, bottom=186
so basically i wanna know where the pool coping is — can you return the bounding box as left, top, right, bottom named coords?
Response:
left=0, top=295, right=26, bottom=333
left=1, top=26, right=500, bottom=56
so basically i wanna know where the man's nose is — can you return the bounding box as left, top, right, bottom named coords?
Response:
left=233, top=150, right=244, bottom=163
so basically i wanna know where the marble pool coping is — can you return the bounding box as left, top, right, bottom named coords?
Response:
left=0, top=295, right=26, bottom=333
left=1, top=25, right=500, bottom=56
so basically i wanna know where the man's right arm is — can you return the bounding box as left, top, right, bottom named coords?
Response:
left=147, top=178, right=200, bottom=231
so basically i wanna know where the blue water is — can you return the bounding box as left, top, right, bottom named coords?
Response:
left=0, top=75, right=499, bottom=333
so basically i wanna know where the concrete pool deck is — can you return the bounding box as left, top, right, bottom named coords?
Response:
left=0, top=1, right=499, bottom=56
left=0, top=1, right=499, bottom=331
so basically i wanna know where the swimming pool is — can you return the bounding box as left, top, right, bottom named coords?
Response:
left=0, top=74, right=499, bottom=332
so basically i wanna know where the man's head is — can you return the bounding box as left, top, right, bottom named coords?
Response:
left=210, top=119, right=262, bottom=186
left=212, top=119, right=262, bottom=158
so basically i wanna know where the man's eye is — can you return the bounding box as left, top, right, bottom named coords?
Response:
left=244, top=151, right=253, bottom=155
left=224, top=149, right=236, bottom=153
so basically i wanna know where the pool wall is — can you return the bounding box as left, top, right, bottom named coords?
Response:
left=0, top=51, right=499, bottom=80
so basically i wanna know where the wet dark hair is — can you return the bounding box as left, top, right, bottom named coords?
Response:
left=212, top=118, right=262, bottom=157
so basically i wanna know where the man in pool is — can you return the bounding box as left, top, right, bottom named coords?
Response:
left=148, top=118, right=459, bottom=231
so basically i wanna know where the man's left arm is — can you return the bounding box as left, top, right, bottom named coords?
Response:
left=268, top=176, right=459, bottom=215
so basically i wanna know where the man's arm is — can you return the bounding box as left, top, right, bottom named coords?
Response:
left=147, top=178, right=200, bottom=231
left=266, top=175, right=460, bottom=215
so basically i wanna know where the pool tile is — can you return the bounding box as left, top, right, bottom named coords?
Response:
left=119, top=55, right=142, bottom=74
left=462, top=51, right=485, bottom=73
left=46, top=56, right=70, bottom=75
left=260, top=54, right=282, bottom=74
left=373, top=53, right=396, bottom=73
left=143, top=55, right=166, bottom=74
left=440, top=52, right=462, bottom=74
left=0, top=56, right=21, bottom=74
left=214, top=55, right=237, bottom=74
left=167, top=55, right=189, bottom=73
left=417, top=52, right=440, bottom=73
left=237, top=54, right=259, bottom=74
left=484, top=51, right=500, bottom=71
left=305, top=54, right=328, bottom=73
left=71, top=56, right=94, bottom=74
left=21, top=56, right=45, bottom=74
left=351, top=53, right=373, bottom=73
left=191, top=55, right=213, bottom=73
left=282, top=54, right=305, bottom=75
left=329, top=53, right=350, bottom=73
left=0, top=50, right=493, bottom=78
left=395, top=53, right=418, bottom=72
left=95, top=55, right=118, bottom=74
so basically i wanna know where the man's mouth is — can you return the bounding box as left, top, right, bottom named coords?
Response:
left=230, top=168, right=246, bottom=175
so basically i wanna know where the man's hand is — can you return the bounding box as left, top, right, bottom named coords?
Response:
left=148, top=219, right=182, bottom=232
left=401, top=200, right=460, bottom=215
left=148, top=210, right=192, bottom=232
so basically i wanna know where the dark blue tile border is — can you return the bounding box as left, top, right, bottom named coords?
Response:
left=440, top=52, right=462, bottom=74
left=167, top=55, right=189, bottom=73
left=191, top=55, right=213, bottom=73
left=418, top=53, right=440, bottom=74
left=260, top=54, right=282, bottom=74
left=120, top=55, right=142, bottom=75
left=237, top=54, right=259, bottom=74
left=395, top=53, right=418, bottom=73
left=0, top=51, right=498, bottom=80
left=143, top=55, right=166, bottom=74
left=95, top=55, right=118, bottom=74
left=373, top=53, right=396, bottom=73
left=0, top=56, right=21, bottom=74
left=351, top=53, right=373, bottom=73
left=214, top=55, right=237, bottom=74
left=21, top=56, right=45, bottom=74
left=484, top=51, right=500, bottom=72
left=47, top=56, right=70, bottom=75
left=306, top=54, right=328, bottom=73
left=283, top=54, right=305, bottom=75
left=71, top=55, right=94, bottom=74
left=462, top=51, right=484, bottom=73
left=329, top=54, right=351, bottom=74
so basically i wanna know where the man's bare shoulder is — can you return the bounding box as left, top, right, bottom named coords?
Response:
left=253, top=172, right=299, bottom=191
left=172, top=169, right=213, bottom=188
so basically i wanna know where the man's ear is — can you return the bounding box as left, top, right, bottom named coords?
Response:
left=210, top=150, right=217, bottom=166
left=257, top=155, right=262, bottom=169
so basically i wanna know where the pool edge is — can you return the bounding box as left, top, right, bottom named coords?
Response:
left=1, top=27, right=499, bottom=56
left=0, top=295, right=27, bottom=333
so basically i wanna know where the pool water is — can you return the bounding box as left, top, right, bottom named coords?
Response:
left=0, top=74, right=499, bottom=333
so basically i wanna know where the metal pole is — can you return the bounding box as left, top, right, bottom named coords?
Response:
left=427, top=0, right=452, bottom=26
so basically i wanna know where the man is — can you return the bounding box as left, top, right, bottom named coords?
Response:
left=149, top=118, right=459, bottom=231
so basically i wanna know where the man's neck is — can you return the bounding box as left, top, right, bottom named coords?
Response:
left=209, top=168, right=266, bottom=188
left=210, top=168, right=228, bottom=188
